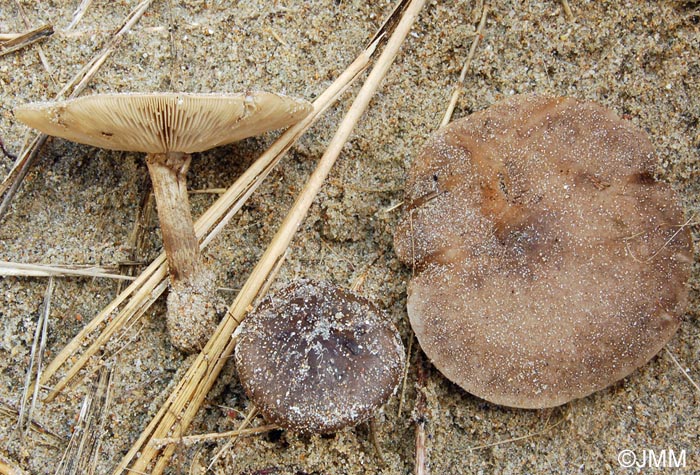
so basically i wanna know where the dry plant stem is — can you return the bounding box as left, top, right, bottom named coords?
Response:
left=0, top=403, right=62, bottom=446
left=40, top=15, right=375, bottom=400
left=0, top=261, right=133, bottom=280
left=560, top=0, right=574, bottom=21
left=118, top=2, right=427, bottom=473
left=55, top=368, right=113, bottom=475
left=664, top=346, right=700, bottom=393
left=13, top=1, right=54, bottom=83
left=439, top=5, right=488, bottom=128
left=465, top=410, right=566, bottom=452
left=0, top=24, right=53, bottom=57
left=17, top=277, right=53, bottom=439
left=0, top=456, right=25, bottom=475
left=152, top=424, right=276, bottom=448
left=0, top=0, right=153, bottom=220
left=67, top=0, right=94, bottom=31
left=414, top=353, right=429, bottom=475
left=206, top=406, right=260, bottom=470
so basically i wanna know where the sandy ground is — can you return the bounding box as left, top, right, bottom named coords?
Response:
left=0, top=1, right=698, bottom=474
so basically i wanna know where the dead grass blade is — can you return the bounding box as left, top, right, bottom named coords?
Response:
left=664, top=346, right=700, bottom=394
left=439, top=5, right=488, bottom=128
left=12, top=1, right=55, bottom=84
left=0, top=24, right=53, bottom=57
left=54, top=368, right=113, bottom=475
left=465, top=409, right=567, bottom=452
left=206, top=406, right=260, bottom=470
left=0, top=261, right=134, bottom=280
left=115, top=2, right=428, bottom=473
left=0, top=0, right=154, bottom=220
left=17, top=277, right=53, bottom=439
left=560, top=0, right=575, bottom=21
left=66, top=0, right=94, bottom=31
left=0, top=402, right=63, bottom=446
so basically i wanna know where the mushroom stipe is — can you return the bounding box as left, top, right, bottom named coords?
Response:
left=15, top=92, right=312, bottom=352
left=235, top=279, right=405, bottom=434
left=394, top=94, right=693, bottom=409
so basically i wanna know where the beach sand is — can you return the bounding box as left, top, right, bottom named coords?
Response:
left=0, top=1, right=698, bottom=473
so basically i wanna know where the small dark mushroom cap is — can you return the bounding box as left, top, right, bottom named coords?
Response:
left=14, top=91, right=312, bottom=154
left=394, top=95, right=693, bottom=408
left=235, top=279, right=405, bottom=434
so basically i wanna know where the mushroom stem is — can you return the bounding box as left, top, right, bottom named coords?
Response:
left=146, top=152, right=218, bottom=352
left=145, top=152, right=201, bottom=282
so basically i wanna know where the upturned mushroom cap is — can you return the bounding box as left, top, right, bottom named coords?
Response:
left=234, top=279, right=405, bottom=434
left=14, top=91, right=312, bottom=154
left=394, top=95, right=693, bottom=409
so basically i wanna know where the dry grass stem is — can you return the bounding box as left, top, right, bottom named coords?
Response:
left=413, top=354, right=429, bottom=475
left=560, top=0, right=575, bottom=21
left=153, top=423, right=277, bottom=448
left=439, top=6, right=489, bottom=128
left=0, top=24, right=53, bottom=57
left=397, top=332, right=413, bottom=417
left=0, top=0, right=153, bottom=220
left=66, top=0, right=94, bottom=31
left=206, top=407, right=259, bottom=470
left=13, top=0, right=54, bottom=83
left=189, top=188, right=227, bottom=195
left=41, top=259, right=167, bottom=402
left=0, top=402, right=62, bottom=446
left=17, top=277, right=53, bottom=439
left=664, top=346, right=700, bottom=394
left=116, top=2, right=427, bottom=472
left=466, top=410, right=566, bottom=452
left=55, top=368, right=113, bottom=475
left=0, top=261, right=134, bottom=281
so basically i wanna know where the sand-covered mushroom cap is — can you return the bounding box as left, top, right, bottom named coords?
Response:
left=234, top=279, right=405, bottom=434
left=394, top=95, right=693, bottom=409
left=14, top=91, right=312, bottom=154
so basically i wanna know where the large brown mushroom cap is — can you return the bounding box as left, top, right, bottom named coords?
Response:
left=394, top=95, right=693, bottom=409
left=234, top=279, right=405, bottom=434
left=14, top=91, right=312, bottom=154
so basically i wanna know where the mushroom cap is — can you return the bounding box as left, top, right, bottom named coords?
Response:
left=14, top=91, right=312, bottom=154
left=234, top=279, right=405, bottom=434
left=394, top=95, right=693, bottom=409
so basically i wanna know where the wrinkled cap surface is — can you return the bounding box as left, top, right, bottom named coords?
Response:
left=394, top=94, right=693, bottom=408
left=235, top=279, right=405, bottom=434
left=14, top=91, right=312, bottom=154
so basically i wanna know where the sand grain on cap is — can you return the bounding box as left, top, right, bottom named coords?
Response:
left=395, top=95, right=693, bottom=408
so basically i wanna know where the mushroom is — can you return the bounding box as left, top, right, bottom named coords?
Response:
left=15, top=92, right=312, bottom=352
left=394, top=95, right=693, bottom=408
left=234, top=279, right=405, bottom=434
